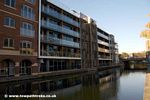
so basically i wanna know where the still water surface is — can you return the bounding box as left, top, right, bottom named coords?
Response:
left=0, top=70, right=146, bottom=100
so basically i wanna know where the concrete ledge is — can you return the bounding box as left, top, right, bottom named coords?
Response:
left=97, top=64, right=123, bottom=71
left=143, top=73, right=150, bottom=100
left=0, top=65, right=122, bottom=83
left=0, top=68, right=96, bottom=83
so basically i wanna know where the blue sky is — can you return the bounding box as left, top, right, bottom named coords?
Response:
left=59, top=0, right=150, bottom=53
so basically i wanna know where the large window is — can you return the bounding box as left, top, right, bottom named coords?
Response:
left=5, top=0, right=16, bottom=8
left=20, top=41, right=33, bottom=55
left=20, top=22, right=34, bottom=37
left=4, top=17, right=15, bottom=28
left=21, top=5, right=35, bottom=20
left=3, top=38, right=14, bottom=48
left=20, top=41, right=32, bottom=49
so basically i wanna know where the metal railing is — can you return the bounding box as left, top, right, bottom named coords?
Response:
left=97, top=32, right=109, bottom=40
left=98, top=47, right=109, bottom=53
left=98, top=40, right=109, bottom=46
left=41, top=35, right=80, bottom=48
left=41, top=50, right=80, bottom=57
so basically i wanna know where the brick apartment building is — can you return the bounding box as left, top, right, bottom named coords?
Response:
left=0, top=0, right=39, bottom=76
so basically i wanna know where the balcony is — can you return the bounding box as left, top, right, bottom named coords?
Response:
left=41, top=20, right=80, bottom=37
left=98, top=55, right=111, bottom=60
left=98, top=40, right=109, bottom=46
left=41, top=50, right=80, bottom=57
left=97, top=32, right=109, bottom=40
left=41, top=5, right=79, bottom=27
left=41, top=35, right=80, bottom=48
left=98, top=47, right=109, bottom=53
left=20, top=28, right=35, bottom=37
left=61, top=15, right=79, bottom=27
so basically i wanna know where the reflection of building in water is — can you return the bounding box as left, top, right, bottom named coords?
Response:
left=0, top=76, right=81, bottom=96
left=59, top=72, right=100, bottom=100
left=0, top=70, right=122, bottom=100
left=98, top=74, right=119, bottom=100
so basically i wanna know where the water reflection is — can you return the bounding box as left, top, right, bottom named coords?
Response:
left=0, top=69, right=146, bottom=100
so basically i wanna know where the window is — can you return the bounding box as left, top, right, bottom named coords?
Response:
left=3, top=38, right=14, bottom=48
left=26, top=0, right=35, bottom=4
left=20, top=22, right=34, bottom=37
left=20, top=41, right=32, bottom=48
left=4, top=17, right=15, bottom=28
left=20, top=41, right=33, bottom=55
left=21, top=5, right=35, bottom=20
left=5, top=0, right=16, bottom=8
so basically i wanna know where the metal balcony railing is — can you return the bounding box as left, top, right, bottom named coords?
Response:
left=41, top=35, right=80, bottom=48
left=97, top=32, right=109, bottom=40
left=98, top=47, right=109, bottom=53
left=98, top=40, right=109, bottom=46
left=41, top=50, right=80, bottom=57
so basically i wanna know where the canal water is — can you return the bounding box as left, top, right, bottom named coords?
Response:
left=0, top=69, right=146, bottom=100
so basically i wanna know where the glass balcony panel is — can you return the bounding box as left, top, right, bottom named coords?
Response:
left=41, top=50, right=80, bottom=57
left=98, top=47, right=109, bottom=53
left=98, top=40, right=109, bottom=46
left=97, top=32, right=109, bottom=40
left=41, top=20, right=79, bottom=37
left=41, top=35, right=79, bottom=48
left=41, top=5, right=80, bottom=27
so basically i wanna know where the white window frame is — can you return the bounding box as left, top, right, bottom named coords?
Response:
left=20, top=41, right=32, bottom=49
left=3, top=38, right=14, bottom=48
left=21, top=5, right=35, bottom=20
left=4, top=17, right=15, bottom=28
left=4, top=0, right=16, bottom=8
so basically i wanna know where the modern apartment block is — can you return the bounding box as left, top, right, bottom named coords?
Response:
left=0, top=0, right=119, bottom=77
left=39, top=0, right=81, bottom=72
left=97, top=28, right=111, bottom=66
left=0, top=0, right=39, bottom=76
left=97, top=28, right=119, bottom=66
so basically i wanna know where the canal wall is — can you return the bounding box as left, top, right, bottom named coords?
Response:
left=0, top=64, right=123, bottom=83
left=0, top=69, right=96, bottom=83
left=143, top=73, right=150, bottom=100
